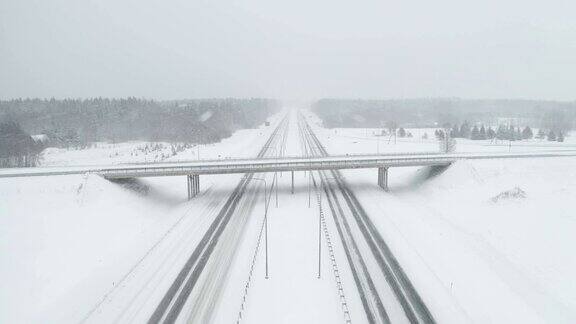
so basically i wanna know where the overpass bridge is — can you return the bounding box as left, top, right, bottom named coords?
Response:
left=2, top=150, right=576, bottom=198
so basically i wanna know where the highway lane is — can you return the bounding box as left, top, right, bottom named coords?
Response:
left=299, top=113, right=435, bottom=324
left=148, top=116, right=289, bottom=323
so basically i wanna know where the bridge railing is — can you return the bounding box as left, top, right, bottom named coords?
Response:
left=3, top=150, right=576, bottom=179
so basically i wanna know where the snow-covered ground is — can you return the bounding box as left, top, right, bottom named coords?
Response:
left=313, top=121, right=576, bottom=156
left=306, top=111, right=576, bottom=323
left=39, top=126, right=279, bottom=167
left=0, top=115, right=283, bottom=323
left=40, top=142, right=186, bottom=166
left=2, top=108, right=576, bottom=324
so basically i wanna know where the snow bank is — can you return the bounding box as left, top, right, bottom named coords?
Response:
left=0, top=174, right=189, bottom=323
left=490, top=187, right=527, bottom=203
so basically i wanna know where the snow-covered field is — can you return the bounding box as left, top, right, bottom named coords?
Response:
left=316, top=126, right=576, bottom=156
left=39, top=127, right=278, bottom=167
left=2, top=108, right=576, bottom=324
left=306, top=111, right=576, bottom=323
left=40, top=142, right=186, bottom=166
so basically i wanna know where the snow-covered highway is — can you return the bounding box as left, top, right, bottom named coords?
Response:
left=147, top=117, right=289, bottom=323
left=2, top=109, right=576, bottom=323
left=299, top=113, right=435, bottom=323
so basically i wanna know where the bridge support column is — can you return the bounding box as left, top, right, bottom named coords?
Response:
left=187, top=175, right=192, bottom=200
left=187, top=174, right=200, bottom=200
left=378, top=167, right=389, bottom=192
left=291, top=171, right=294, bottom=194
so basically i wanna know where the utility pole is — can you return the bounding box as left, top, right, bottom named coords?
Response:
left=265, top=207, right=269, bottom=279
left=317, top=179, right=322, bottom=279
left=274, top=148, right=279, bottom=208
left=252, top=178, right=269, bottom=279
left=308, top=172, right=311, bottom=208
left=318, top=199, right=321, bottom=279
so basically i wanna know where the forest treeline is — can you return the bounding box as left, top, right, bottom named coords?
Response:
left=0, top=98, right=279, bottom=167
left=313, top=98, right=576, bottom=132
left=432, top=123, right=564, bottom=142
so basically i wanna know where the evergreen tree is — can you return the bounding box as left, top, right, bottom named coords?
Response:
left=459, top=121, right=471, bottom=138
left=536, top=129, right=546, bottom=139
left=522, top=126, right=533, bottom=139
left=515, top=127, right=522, bottom=140
left=496, top=125, right=507, bottom=140
left=508, top=125, right=516, bottom=141
left=557, top=131, right=565, bottom=142
left=486, top=127, right=496, bottom=139
left=450, top=126, right=459, bottom=138
left=63, top=129, right=82, bottom=148
left=397, top=127, right=406, bottom=137
left=470, top=125, right=480, bottom=140
left=479, top=125, right=487, bottom=140
left=435, top=129, right=445, bottom=140
left=547, top=130, right=557, bottom=141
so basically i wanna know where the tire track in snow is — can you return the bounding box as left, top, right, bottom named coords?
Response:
left=299, top=112, right=435, bottom=324
left=148, top=116, right=289, bottom=323
left=80, top=185, right=217, bottom=323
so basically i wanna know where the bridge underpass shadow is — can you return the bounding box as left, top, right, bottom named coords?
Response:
left=269, top=166, right=452, bottom=197
left=389, top=164, right=451, bottom=193
left=108, top=178, right=149, bottom=195
left=107, top=178, right=186, bottom=206
left=320, top=165, right=451, bottom=195
left=279, top=165, right=452, bottom=196
left=105, top=165, right=452, bottom=208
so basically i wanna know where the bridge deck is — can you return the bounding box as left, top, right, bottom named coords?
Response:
left=1, top=151, right=576, bottom=179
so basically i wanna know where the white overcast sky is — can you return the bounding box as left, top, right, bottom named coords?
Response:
left=1, top=0, right=575, bottom=100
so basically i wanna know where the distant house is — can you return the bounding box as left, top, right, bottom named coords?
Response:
left=0, top=123, right=43, bottom=167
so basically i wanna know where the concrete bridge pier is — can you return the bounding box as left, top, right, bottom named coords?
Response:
left=378, top=167, right=389, bottom=192
left=187, top=174, right=200, bottom=200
